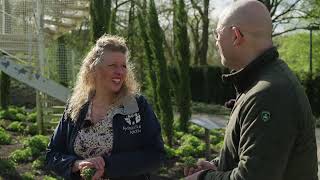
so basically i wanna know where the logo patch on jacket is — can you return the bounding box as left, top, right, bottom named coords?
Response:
left=124, top=113, right=141, bottom=125
left=261, top=111, right=271, bottom=122
left=123, top=113, right=142, bottom=135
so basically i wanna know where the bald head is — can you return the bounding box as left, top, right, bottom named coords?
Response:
left=219, top=0, right=273, bottom=41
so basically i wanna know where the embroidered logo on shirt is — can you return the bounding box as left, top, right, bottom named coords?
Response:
left=261, top=111, right=271, bottom=122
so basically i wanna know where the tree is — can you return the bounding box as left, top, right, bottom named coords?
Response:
left=255, top=0, right=318, bottom=36
left=173, top=0, right=191, bottom=132
left=89, top=0, right=111, bottom=41
left=147, top=0, right=174, bottom=146
left=190, top=0, right=210, bottom=65
left=275, top=33, right=320, bottom=74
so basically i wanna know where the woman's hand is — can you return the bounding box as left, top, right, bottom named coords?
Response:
left=72, top=156, right=105, bottom=179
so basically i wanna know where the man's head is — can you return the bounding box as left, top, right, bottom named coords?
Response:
left=215, top=0, right=273, bottom=70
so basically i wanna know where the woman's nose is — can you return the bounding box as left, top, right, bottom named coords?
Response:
left=114, top=66, right=125, bottom=75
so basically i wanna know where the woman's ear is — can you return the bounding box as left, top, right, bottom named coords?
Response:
left=232, top=26, right=244, bottom=46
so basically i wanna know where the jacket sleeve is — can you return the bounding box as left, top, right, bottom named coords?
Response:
left=201, top=91, right=297, bottom=180
left=45, top=111, right=82, bottom=180
left=103, top=96, right=165, bottom=177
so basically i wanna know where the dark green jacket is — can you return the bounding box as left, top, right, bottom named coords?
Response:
left=200, top=47, right=318, bottom=180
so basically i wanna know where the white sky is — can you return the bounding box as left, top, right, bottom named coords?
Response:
left=210, top=0, right=233, bottom=19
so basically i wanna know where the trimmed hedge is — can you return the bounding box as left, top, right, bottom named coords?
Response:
left=299, top=73, right=320, bottom=116
left=189, top=66, right=235, bottom=105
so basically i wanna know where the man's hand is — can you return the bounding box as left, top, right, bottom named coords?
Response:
left=185, top=170, right=205, bottom=180
left=184, top=159, right=217, bottom=176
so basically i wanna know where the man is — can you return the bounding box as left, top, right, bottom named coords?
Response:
left=184, top=0, right=318, bottom=180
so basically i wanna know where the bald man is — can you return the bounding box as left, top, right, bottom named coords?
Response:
left=184, top=0, right=318, bottom=180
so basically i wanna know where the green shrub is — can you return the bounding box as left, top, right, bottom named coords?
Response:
left=189, top=66, right=235, bottom=104
left=0, top=110, right=15, bottom=120
left=7, top=121, right=24, bottom=132
left=15, top=113, right=27, bottom=122
left=174, top=131, right=185, bottom=139
left=23, top=135, right=49, bottom=152
left=181, top=156, right=196, bottom=167
left=0, top=159, right=16, bottom=177
left=9, top=148, right=33, bottom=163
left=188, top=124, right=205, bottom=137
left=21, top=172, right=35, bottom=180
left=32, top=155, right=45, bottom=170
left=25, top=123, right=38, bottom=135
left=43, top=176, right=58, bottom=180
left=164, top=144, right=176, bottom=159
left=176, top=134, right=206, bottom=157
left=210, top=129, right=225, bottom=145
left=180, top=134, right=201, bottom=147
left=0, top=127, right=11, bottom=144
left=0, top=107, right=28, bottom=121
left=26, top=112, right=37, bottom=123
left=0, top=119, right=6, bottom=128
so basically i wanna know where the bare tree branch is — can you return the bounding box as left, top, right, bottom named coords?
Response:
left=273, top=26, right=309, bottom=37
left=272, top=0, right=301, bottom=23
left=190, top=0, right=204, bottom=18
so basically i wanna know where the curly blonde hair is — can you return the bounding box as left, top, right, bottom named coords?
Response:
left=67, top=34, right=140, bottom=120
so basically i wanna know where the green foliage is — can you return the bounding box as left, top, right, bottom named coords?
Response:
left=10, top=148, right=33, bottom=163
left=148, top=0, right=174, bottom=146
left=23, top=135, right=49, bottom=152
left=32, top=155, right=45, bottom=170
left=181, top=156, right=197, bottom=167
left=176, top=134, right=205, bottom=156
left=164, top=144, right=177, bottom=159
left=0, top=127, right=11, bottom=144
left=300, top=73, right=320, bottom=116
left=172, top=0, right=192, bottom=132
left=7, top=121, right=24, bottom=132
left=0, top=109, right=15, bottom=120
left=10, top=135, right=49, bottom=163
left=188, top=124, right=205, bottom=137
left=137, top=0, right=159, bottom=112
left=0, top=106, right=29, bottom=121
left=43, top=176, right=58, bottom=180
left=276, top=33, right=320, bottom=74
left=25, top=123, right=38, bottom=135
left=192, top=102, right=231, bottom=116
left=21, top=172, right=35, bottom=180
left=0, top=119, right=5, bottom=128
left=90, top=0, right=111, bottom=41
left=0, top=159, right=16, bottom=177
left=189, top=66, right=235, bottom=104
left=211, top=129, right=225, bottom=145
left=80, top=168, right=96, bottom=180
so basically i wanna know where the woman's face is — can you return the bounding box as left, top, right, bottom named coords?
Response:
left=95, top=51, right=127, bottom=94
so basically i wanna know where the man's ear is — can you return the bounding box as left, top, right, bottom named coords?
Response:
left=232, top=27, right=243, bottom=46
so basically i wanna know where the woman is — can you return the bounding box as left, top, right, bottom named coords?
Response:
left=46, top=34, right=165, bottom=180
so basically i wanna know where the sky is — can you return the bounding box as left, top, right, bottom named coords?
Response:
left=211, top=0, right=232, bottom=19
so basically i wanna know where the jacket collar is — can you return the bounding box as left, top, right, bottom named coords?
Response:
left=77, top=94, right=139, bottom=127
left=222, top=47, right=279, bottom=94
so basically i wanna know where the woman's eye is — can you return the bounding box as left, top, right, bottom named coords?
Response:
left=122, top=65, right=127, bottom=69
